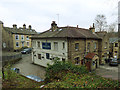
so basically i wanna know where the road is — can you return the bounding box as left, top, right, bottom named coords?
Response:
left=96, top=64, right=119, bottom=81
left=12, top=53, right=46, bottom=79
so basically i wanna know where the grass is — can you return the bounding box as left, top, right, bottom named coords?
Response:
left=2, top=68, right=45, bottom=88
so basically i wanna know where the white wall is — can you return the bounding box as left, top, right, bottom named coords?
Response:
left=32, top=38, right=68, bottom=67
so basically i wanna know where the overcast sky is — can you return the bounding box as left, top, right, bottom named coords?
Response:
left=0, top=0, right=118, bottom=32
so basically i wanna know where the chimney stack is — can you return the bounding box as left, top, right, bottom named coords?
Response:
left=23, top=24, right=26, bottom=29
left=89, top=23, right=95, bottom=33
left=13, top=24, right=17, bottom=29
left=77, top=25, right=79, bottom=28
left=51, top=21, right=57, bottom=31
left=28, top=25, right=32, bottom=30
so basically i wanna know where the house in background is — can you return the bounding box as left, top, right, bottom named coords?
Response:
left=96, top=31, right=109, bottom=64
left=31, top=21, right=102, bottom=70
left=109, top=38, right=120, bottom=59
left=1, top=21, right=37, bottom=51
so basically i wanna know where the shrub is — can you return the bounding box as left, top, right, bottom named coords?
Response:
left=45, top=61, right=89, bottom=80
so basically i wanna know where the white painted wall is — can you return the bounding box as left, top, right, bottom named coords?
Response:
left=32, top=38, right=68, bottom=67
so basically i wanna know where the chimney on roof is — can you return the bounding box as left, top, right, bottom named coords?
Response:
left=28, top=25, right=32, bottom=30
left=51, top=21, right=58, bottom=31
left=89, top=23, right=95, bottom=34
left=77, top=25, right=79, bottom=28
left=13, top=24, right=17, bottom=29
left=23, top=24, right=26, bottom=29
left=0, top=21, right=3, bottom=29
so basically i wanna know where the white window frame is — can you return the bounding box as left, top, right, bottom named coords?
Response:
left=26, top=36, right=29, bottom=40
left=21, top=35, right=24, bottom=40
left=15, top=35, right=19, bottom=40
left=27, top=41, right=29, bottom=46
left=16, top=42, right=19, bottom=47
left=54, top=42, right=58, bottom=51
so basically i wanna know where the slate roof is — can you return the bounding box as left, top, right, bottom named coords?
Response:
left=85, top=53, right=96, bottom=59
left=109, top=37, right=120, bottom=43
left=95, top=31, right=107, bottom=39
left=4, top=27, right=37, bottom=35
left=31, top=26, right=101, bottom=39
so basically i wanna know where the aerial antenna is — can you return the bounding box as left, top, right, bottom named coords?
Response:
left=56, top=14, right=59, bottom=26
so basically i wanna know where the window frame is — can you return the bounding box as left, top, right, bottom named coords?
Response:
left=15, top=35, right=19, bottom=40
left=21, top=35, right=24, bottom=40
left=38, top=54, right=41, bottom=60
left=75, top=43, right=79, bottom=50
left=16, top=42, right=19, bottom=47
left=54, top=42, right=58, bottom=51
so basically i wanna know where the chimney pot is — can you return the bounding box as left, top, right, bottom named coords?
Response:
left=28, top=25, right=32, bottom=30
left=13, top=24, right=17, bottom=29
left=23, top=24, right=26, bottom=29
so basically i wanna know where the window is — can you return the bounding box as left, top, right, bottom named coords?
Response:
left=46, top=53, right=50, bottom=59
left=27, top=42, right=29, bottom=46
left=38, top=54, right=41, bottom=59
left=115, top=51, right=117, bottom=53
left=62, top=58, right=65, bottom=62
left=54, top=42, right=58, bottom=51
left=115, top=43, right=118, bottom=47
left=94, top=42, right=97, bottom=49
left=26, top=36, right=29, bottom=40
left=63, top=42, right=65, bottom=49
left=15, top=35, right=19, bottom=40
left=21, top=35, right=24, bottom=40
left=16, top=42, right=19, bottom=47
left=87, top=42, right=90, bottom=52
left=22, top=42, right=24, bottom=47
left=37, top=41, right=40, bottom=47
left=75, top=43, right=79, bottom=50
left=75, top=57, right=79, bottom=65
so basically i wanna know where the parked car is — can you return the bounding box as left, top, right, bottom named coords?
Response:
left=21, top=48, right=32, bottom=54
left=109, top=58, right=118, bottom=66
left=26, top=75, right=44, bottom=82
left=118, top=58, right=120, bottom=64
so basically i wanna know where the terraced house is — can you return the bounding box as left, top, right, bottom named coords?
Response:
left=96, top=31, right=109, bottom=64
left=31, top=21, right=102, bottom=70
left=109, top=38, right=120, bottom=59
left=1, top=21, right=37, bottom=51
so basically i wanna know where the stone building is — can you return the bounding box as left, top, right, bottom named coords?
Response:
left=96, top=31, right=109, bottom=64
left=31, top=21, right=102, bottom=70
left=1, top=21, right=37, bottom=51
left=109, top=38, right=120, bottom=59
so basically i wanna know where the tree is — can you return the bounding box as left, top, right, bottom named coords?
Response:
left=108, top=21, right=117, bottom=32
left=94, top=14, right=107, bottom=32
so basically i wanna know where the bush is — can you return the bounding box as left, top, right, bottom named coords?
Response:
left=45, top=61, right=89, bottom=80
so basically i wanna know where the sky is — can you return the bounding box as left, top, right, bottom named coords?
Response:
left=0, top=0, right=118, bottom=32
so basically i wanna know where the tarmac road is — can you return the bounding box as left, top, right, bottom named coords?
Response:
left=12, top=53, right=46, bottom=79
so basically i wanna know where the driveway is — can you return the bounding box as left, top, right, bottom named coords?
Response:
left=95, top=64, right=119, bottom=81
left=12, top=53, right=46, bottom=79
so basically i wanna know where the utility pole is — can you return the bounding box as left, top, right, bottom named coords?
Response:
left=56, top=14, right=59, bottom=26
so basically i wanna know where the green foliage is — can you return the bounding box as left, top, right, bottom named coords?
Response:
left=45, top=61, right=88, bottom=80
left=44, top=72, right=119, bottom=88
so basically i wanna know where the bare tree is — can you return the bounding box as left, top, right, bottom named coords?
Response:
left=94, top=14, right=107, bottom=32
left=108, top=21, right=117, bottom=32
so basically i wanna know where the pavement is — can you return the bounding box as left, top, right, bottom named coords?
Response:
left=95, top=64, right=119, bottom=81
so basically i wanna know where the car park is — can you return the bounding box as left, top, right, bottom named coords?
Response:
left=21, top=48, right=32, bottom=54
left=26, top=75, right=44, bottom=82
left=109, top=58, right=118, bottom=66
